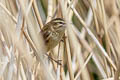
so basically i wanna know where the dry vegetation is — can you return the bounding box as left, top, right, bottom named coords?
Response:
left=0, top=0, right=120, bottom=80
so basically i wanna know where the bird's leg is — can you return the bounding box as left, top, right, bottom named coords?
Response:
left=45, top=53, right=62, bottom=65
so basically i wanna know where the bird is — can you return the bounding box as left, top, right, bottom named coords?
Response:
left=41, top=18, right=66, bottom=51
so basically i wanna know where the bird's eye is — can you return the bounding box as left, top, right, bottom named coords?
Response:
left=53, top=22, right=65, bottom=29
left=58, top=21, right=65, bottom=25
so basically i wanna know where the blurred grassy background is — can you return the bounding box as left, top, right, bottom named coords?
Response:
left=0, top=0, right=120, bottom=80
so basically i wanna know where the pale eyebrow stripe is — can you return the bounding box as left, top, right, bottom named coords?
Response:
left=52, top=19, right=66, bottom=24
